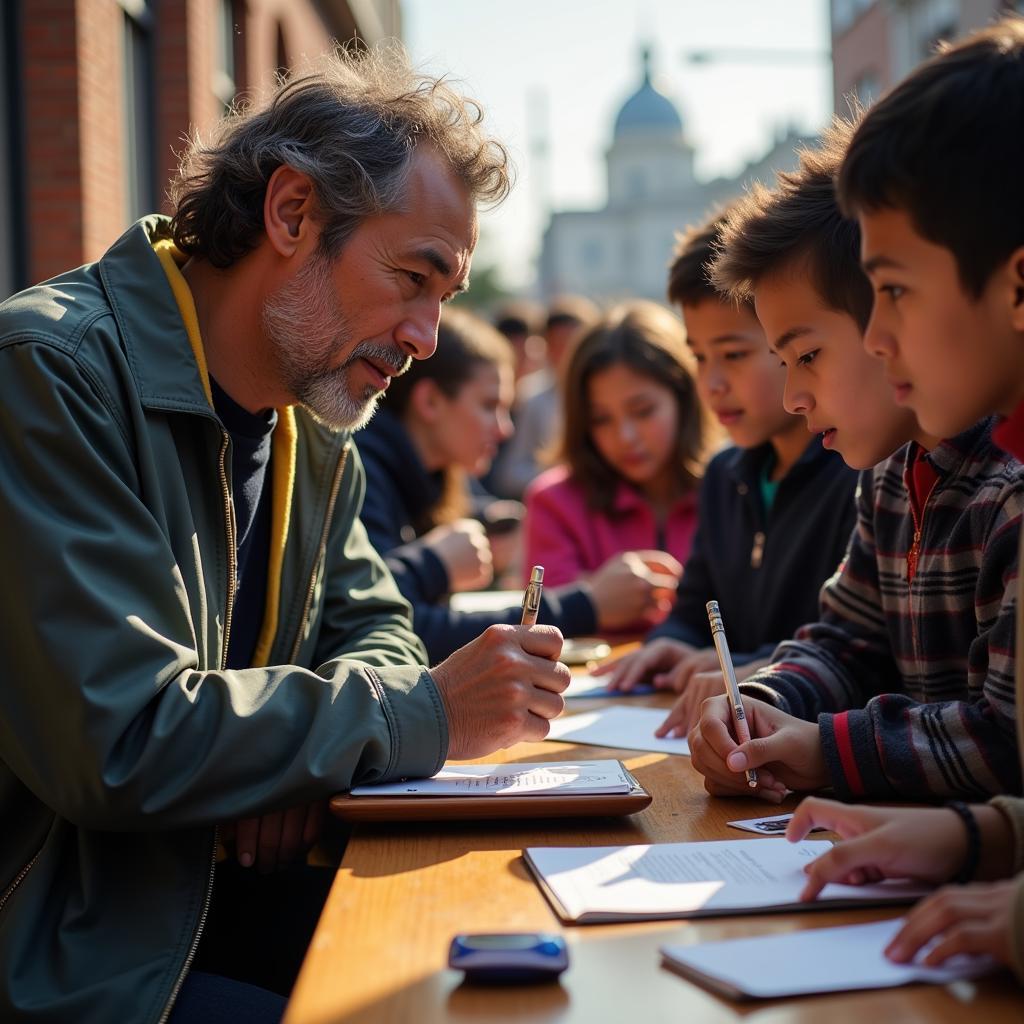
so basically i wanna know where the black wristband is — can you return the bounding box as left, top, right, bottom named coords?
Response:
left=946, top=800, right=981, bottom=884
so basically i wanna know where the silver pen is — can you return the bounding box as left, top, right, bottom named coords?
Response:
left=521, top=565, right=544, bottom=626
left=706, top=600, right=758, bottom=788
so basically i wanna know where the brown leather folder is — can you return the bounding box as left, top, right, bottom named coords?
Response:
left=329, top=766, right=651, bottom=823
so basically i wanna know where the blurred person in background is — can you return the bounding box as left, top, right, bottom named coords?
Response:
left=488, top=294, right=598, bottom=498
left=359, top=306, right=678, bottom=660
left=524, top=301, right=703, bottom=634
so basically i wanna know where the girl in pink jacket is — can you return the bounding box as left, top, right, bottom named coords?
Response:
left=524, top=301, right=714, bottom=632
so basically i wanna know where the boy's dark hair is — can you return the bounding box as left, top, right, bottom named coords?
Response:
left=710, top=117, right=873, bottom=331
left=667, top=203, right=753, bottom=310
left=837, top=16, right=1024, bottom=297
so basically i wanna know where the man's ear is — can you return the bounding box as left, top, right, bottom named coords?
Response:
left=409, top=378, right=444, bottom=423
left=264, top=166, right=317, bottom=258
left=1011, top=247, right=1024, bottom=332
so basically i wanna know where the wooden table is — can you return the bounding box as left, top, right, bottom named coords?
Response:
left=285, top=690, right=1023, bottom=1023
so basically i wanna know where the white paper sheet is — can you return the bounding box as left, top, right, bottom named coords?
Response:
left=524, top=840, right=928, bottom=921
left=661, top=918, right=994, bottom=999
left=545, top=706, right=689, bottom=755
left=564, top=673, right=655, bottom=698
left=350, top=759, right=632, bottom=797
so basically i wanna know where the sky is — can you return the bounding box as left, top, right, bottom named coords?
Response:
left=402, top=0, right=833, bottom=293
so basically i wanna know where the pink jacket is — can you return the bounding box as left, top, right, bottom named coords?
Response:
left=523, top=466, right=699, bottom=627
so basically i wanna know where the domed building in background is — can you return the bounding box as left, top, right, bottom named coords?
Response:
left=539, top=48, right=815, bottom=303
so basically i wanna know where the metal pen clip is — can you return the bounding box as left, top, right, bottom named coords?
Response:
left=521, top=565, right=544, bottom=626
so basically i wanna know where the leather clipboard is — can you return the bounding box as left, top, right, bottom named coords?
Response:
left=329, top=766, right=652, bottom=823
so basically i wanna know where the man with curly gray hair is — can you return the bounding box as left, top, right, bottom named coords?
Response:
left=0, top=46, right=570, bottom=1024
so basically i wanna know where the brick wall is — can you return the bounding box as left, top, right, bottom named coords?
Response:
left=77, top=0, right=125, bottom=270
left=17, top=0, right=348, bottom=285
left=23, top=0, right=85, bottom=283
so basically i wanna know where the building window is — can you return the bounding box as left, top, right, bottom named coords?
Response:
left=622, top=234, right=637, bottom=275
left=581, top=238, right=603, bottom=270
left=832, top=0, right=856, bottom=34
left=919, top=22, right=957, bottom=61
left=832, top=0, right=872, bottom=35
left=276, top=22, right=290, bottom=79
left=214, top=0, right=241, bottom=111
left=627, top=168, right=646, bottom=200
left=121, top=0, right=155, bottom=223
left=914, top=0, right=958, bottom=61
left=849, top=71, right=880, bottom=111
left=0, top=0, right=25, bottom=297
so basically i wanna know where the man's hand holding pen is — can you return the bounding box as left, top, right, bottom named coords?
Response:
left=431, top=565, right=568, bottom=760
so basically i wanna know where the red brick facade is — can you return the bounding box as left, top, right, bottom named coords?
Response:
left=22, top=1, right=86, bottom=283
left=9, top=0, right=399, bottom=288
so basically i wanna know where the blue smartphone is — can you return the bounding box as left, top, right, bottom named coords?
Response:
left=448, top=932, right=569, bottom=983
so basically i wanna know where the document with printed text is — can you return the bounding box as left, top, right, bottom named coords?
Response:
left=350, top=759, right=633, bottom=797
left=524, top=839, right=929, bottom=923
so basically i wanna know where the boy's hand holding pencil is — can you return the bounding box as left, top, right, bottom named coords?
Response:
left=688, top=693, right=829, bottom=802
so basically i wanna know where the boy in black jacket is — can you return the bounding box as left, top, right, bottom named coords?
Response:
left=598, top=207, right=859, bottom=724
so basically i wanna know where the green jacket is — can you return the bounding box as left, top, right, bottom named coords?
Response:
left=0, top=218, right=448, bottom=1022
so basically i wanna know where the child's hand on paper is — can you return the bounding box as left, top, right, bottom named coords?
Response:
left=688, top=695, right=828, bottom=802
left=592, top=636, right=693, bottom=692
left=786, top=798, right=970, bottom=899
left=653, top=649, right=723, bottom=694
left=885, top=878, right=1018, bottom=969
left=657, top=659, right=771, bottom=737
left=655, top=669, right=728, bottom=737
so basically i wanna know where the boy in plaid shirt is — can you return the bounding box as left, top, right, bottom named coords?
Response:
left=784, top=16, right=1024, bottom=982
left=685, top=117, right=1023, bottom=803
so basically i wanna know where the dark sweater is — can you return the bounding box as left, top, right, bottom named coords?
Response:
left=210, top=376, right=276, bottom=669
left=356, top=407, right=596, bottom=662
left=649, top=437, right=859, bottom=663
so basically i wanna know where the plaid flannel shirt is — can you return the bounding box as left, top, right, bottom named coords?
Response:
left=742, top=419, right=1023, bottom=800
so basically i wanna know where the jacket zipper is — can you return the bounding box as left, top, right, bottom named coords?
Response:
left=0, top=846, right=43, bottom=916
left=906, top=477, right=939, bottom=582
left=161, top=428, right=236, bottom=1023
left=750, top=530, right=766, bottom=568
left=217, top=431, right=238, bottom=667
left=907, top=476, right=939, bottom=659
left=157, top=827, right=218, bottom=1024
left=290, top=443, right=350, bottom=663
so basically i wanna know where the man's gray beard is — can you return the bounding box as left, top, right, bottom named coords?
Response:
left=262, top=255, right=410, bottom=429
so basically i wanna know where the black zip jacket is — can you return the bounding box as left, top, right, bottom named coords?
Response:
left=649, top=438, right=859, bottom=662
left=356, top=407, right=596, bottom=662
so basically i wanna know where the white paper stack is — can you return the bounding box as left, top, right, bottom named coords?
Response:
left=661, top=918, right=994, bottom=999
